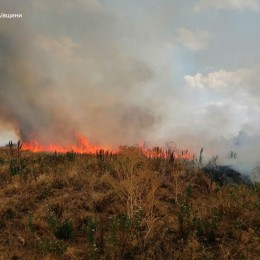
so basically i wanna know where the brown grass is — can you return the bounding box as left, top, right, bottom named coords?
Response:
left=0, top=147, right=259, bottom=259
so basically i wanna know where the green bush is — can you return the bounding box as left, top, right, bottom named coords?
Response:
left=54, top=219, right=74, bottom=240
left=46, top=211, right=73, bottom=240
left=9, top=158, right=30, bottom=177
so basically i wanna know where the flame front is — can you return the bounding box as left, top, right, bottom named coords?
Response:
left=22, top=135, right=193, bottom=160
left=22, top=135, right=113, bottom=154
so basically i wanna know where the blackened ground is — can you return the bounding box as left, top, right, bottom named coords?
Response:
left=203, top=165, right=251, bottom=186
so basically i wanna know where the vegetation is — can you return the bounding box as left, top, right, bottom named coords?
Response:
left=0, top=145, right=259, bottom=259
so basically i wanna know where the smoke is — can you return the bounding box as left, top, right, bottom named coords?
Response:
left=0, top=1, right=259, bottom=179
left=0, top=0, right=162, bottom=146
left=227, top=132, right=260, bottom=180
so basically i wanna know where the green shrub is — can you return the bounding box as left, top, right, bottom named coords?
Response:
left=9, top=158, right=30, bottom=178
left=46, top=210, right=73, bottom=240
left=54, top=219, right=74, bottom=240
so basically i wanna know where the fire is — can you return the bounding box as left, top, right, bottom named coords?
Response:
left=22, top=135, right=113, bottom=154
left=21, top=135, right=193, bottom=160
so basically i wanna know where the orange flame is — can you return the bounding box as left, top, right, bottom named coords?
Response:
left=22, top=135, right=193, bottom=160
left=22, top=135, right=113, bottom=154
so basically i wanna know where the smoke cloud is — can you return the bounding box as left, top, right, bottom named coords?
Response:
left=0, top=0, right=162, bottom=146
left=0, top=1, right=259, bottom=178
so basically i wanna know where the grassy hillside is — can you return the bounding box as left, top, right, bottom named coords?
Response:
left=0, top=146, right=259, bottom=259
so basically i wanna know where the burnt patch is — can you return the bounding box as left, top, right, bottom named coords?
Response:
left=203, top=165, right=251, bottom=186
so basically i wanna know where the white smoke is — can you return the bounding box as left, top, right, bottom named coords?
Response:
left=0, top=1, right=259, bottom=180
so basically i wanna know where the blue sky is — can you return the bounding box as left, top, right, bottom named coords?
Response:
left=0, top=0, right=260, bottom=160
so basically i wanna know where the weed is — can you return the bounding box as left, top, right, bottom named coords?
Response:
left=186, top=183, right=193, bottom=199
left=191, top=209, right=219, bottom=243
left=28, top=214, right=35, bottom=232
left=253, top=182, right=260, bottom=195
left=46, top=211, right=58, bottom=232
left=37, top=185, right=52, bottom=200
left=235, top=218, right=246, bottom=230
left=254, top=201, right=260, bottom=210
left=108, top=214, right=131, bottom=244
left=178, top=202, right=191, bottom=238
left=84, top=218, right=97, bottom=244
left=65, top=151, right=76, bottom=161
left=49, top=204, right=63, bottom=218
left=0, top=219, right=5, bottom=230
left=4, top=208, right=15, bottom=220
left=81, top=218, right=99, bottom=259
left=0, top=156, right=5, bottom=166
left=37, top=238, right=67, bottom=255
left=199, top=148, right=203, bottom=166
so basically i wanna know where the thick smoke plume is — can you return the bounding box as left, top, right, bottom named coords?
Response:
left=0, top=1, right=161, bottom=146
left=0, top=1, right=259, bottom=180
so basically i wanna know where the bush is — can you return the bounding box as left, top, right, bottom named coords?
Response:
left=9, top=158, right=30, bottom=177
left=46, top=211, right=73, bottom=240
left=54, top=219, right=74, bottom=240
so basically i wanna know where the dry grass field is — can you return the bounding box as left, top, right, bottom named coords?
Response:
left=0, top=146, right=259, bottom=259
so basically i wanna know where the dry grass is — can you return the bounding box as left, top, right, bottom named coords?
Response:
left=0, top=146, right=259, bottom=259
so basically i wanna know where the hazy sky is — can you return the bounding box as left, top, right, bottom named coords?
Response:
left=0, top=0, right=260, bottom=160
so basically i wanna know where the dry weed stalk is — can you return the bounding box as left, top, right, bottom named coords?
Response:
left=142, top=176, right=160, bottom=243
left=6, top=140, right=23, bottom=157
left=172, top=160, right=187, bottom=204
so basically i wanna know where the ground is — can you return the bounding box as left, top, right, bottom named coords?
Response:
left=0, top=146, right=259, bottom=259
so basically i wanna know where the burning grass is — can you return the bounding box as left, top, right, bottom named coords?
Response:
left=21, top=135, right=112, bottom=154
left=0, top=145, right=259, bottom=259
